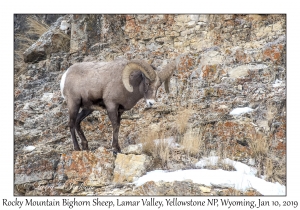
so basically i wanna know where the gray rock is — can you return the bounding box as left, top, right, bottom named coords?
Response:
left=23, top=18, right=70, bottom=63
left=113, top=154, right=152, bottom=184
left=14, top=152, right=59, bottom=184
left=122, top=144, right=143, bottom=155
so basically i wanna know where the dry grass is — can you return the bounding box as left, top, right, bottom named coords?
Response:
left=248, top=132, right=269, bottom=177
left=26, top=16, right=71, bottom=51
left=175, top=108, right=193, bottom=135
left=139, top=126, right=159, bottom=156
left=14, top=16, right=50, bottom=72
left=265, top=158, right=274, bottom=180
left=220, top=163, right=236, bottom=171
left=221, top=188, right=261, bottom=196
left=265, top=157, right=286, bottom=185
left=26, top=16, right=49, bottom=37
left=181, top=129, right=203, bottom=157
left=14, top=34, right=34, bottom=67
left=138, top=125, right=170, bottom=167
left=222, top=188, right=242, bottom=196
left=266, top=104, right=277, bottom=122
left=154, top=139, right=170, bottom=167
left=249, top=132, right=269, bottom=158
left=15, top=16, right=71, bottom=75
left=248, top=131, right=286, bottom=184
left=198, top=156, right=237, bottom=172
left=202, top=162, right=236, bottom=172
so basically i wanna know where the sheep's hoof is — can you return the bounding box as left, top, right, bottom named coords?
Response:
left=112, top=149, right=121, bottom=156
left=73, top=143, right=81, bottom=151
left=82, top=142, right=89, bottom=150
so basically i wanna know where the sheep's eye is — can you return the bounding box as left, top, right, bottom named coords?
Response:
left=145, top=83, right=150, bottom=92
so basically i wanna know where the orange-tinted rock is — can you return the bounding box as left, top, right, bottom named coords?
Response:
left=263, top=44, right=284, bottom=64
left=276, top=142, right=286, bottom=155
left=57, top=147, right=115, bottom=187
left=202, top=65, right=217, bottom=80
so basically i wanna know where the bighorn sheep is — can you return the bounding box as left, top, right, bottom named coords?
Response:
left=60, top=59, right=177, bottom=153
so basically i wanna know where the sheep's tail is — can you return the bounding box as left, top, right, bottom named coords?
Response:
left=60, top=69, right=69, bottom=99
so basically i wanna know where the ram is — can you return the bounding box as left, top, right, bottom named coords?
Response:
left=60, top=59, right=177, bottom=153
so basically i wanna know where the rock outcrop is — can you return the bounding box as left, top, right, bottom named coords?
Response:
left=113, top=153, right=152, bottom=184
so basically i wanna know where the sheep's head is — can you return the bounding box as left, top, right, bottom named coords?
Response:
left=142, top=76, right=162, bottom=107
left=122, top=59, right=177, bottom=107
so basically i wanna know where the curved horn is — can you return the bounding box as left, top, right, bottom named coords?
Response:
left=157, top=60, right=177, bottom=93
left=122, top=59, right=157, bottom=92
left=147, top=58, right=154, bottom=64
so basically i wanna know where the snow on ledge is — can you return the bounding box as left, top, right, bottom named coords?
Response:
left=195, top=156, right=257, bottom=176
left=154, top=137, right=179, bottom=148
left=23, top=146, right=36, bottom=152
left=272, top=79, right=283, bottom=87
left=134, top=157, right=286, bottom=195
left=229, top=107, right=253, bottom=116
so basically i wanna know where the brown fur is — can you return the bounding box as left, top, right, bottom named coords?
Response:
left=61, top=59, right=177, bottom=152
left=158, top=60, right=176, bottom=81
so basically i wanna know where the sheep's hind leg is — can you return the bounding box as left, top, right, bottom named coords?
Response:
left=75, top=108, right=93, bottom=150
left=107, top=105, right=123, bottom=154
left=68, top=102, right=81, bottom=151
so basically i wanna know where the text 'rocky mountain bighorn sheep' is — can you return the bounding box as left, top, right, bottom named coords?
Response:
left=60, top=59, right=177, bottom=153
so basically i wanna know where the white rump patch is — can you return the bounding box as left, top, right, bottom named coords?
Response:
left=60, top=69, right=69, bottom=98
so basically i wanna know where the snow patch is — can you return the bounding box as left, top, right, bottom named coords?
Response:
left=195, top=156, right=257, bottom=176
left=272, top=79, right=283, bottom=87
left=134, top=157, right=286, bottom=195
left=248, top=158, right=256, bottom=166
left=23, top=146, right=36, bottom=152
left=41, top=93, right=54, bottom=102
left=60, top=20, right=70, bottom=31
left=229, top=107, right=253, bottom=115
left=196, top=156, right=219, bottom=167
left=154, top=137, right=179, bottom=148
left=247, top=64, right=268, bottom=70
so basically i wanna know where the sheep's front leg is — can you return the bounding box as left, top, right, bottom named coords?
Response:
left=107, top=105, right=123, bottom=154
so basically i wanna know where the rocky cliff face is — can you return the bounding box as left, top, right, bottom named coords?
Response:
left=14, top=14, right=286, bottom=196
